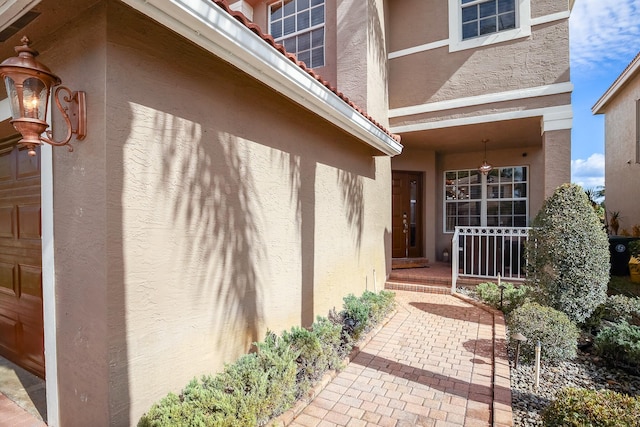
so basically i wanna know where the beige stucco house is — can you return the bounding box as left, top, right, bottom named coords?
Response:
left=593, top=52, right=640, bottom=233
left=237, top=0, right=573, bottom=269
left=0, top=0, right=572, bottom=425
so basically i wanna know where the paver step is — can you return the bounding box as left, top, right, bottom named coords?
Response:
left=391, top=257, right=429, bottom=269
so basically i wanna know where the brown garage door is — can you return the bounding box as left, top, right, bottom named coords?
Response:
left=0, top=137, right=44, bottom=378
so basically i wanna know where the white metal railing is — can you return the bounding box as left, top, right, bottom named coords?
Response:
left=451, top=226, right=531, bottom=292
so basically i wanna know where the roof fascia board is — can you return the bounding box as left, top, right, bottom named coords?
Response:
left=0, top=0, right=41, bottom=31
left=391, top=104, right=573, bottom=133
left=593, top=54, right=640, bottom=114
left=118, top=0, right=402, bottom=156
left=389, top=82, right=574, bottom=118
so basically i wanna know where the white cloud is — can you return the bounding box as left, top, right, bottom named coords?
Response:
left=571, top=153, right=605, bottom=189
left=570, top=0, right=640, bottom=73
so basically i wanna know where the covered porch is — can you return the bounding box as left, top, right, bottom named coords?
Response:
left=388, top=226, right=530, bottom=293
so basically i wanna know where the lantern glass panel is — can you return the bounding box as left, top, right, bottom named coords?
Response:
left=4, top=76, right=21, bottom=120
left=22, top=78, right=48, bottom=121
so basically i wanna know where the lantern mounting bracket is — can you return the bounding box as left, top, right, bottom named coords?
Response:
left=41, top=86, right=87, bottom=152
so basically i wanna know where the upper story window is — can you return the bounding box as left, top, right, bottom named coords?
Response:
left=269, top=0, right=325, bottom=68
left=448, top=0, right=530, bottom=52
left=461, top=0, right=516, bottom=40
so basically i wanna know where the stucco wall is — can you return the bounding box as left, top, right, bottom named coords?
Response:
left=387, top=1, right=571, bottom=109
left=40, top=3, right=111, bottom=425
left=542, top=129, right=572, bottom=197
left=47, top=1, right=391, bottom=425
left=603, top=76, right=640, bottom=231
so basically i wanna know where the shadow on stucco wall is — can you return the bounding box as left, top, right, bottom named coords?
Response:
left=338, top=170, right=364, bottom=252
left=154, top=113, right=264, bottom=353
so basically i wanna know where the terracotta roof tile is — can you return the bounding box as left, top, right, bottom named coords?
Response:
left=212, top=0, right=401, bottom=143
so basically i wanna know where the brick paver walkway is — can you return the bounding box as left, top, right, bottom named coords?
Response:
left=289, top=291, right=512, bottom=427
left=0, top=393, right=46, bottom=427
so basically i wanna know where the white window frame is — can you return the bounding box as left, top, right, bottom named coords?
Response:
left=268, top=0, right=326, bottom=68
left=443, top=166, right=529, bottom=233
left=448, top=0, right=531, bottom=53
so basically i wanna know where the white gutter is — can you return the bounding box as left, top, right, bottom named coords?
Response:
left=118, top=0, right=402, bottom=156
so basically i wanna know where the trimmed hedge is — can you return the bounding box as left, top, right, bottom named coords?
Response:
left=138, top=290, right=395, bottom=427
left=542, top=387, right=640, bottom=426
left=525, top=183, right=609, bottom=323
left=507, top=302, right=579, bottom=363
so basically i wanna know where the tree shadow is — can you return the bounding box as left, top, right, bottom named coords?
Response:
left=352, top=351, right=503, bottom=407
left=408, top=302, right=493, bottom=325
left=153, top=111, right=264, bottom=352
left=338, top=169, right=364, bottom=252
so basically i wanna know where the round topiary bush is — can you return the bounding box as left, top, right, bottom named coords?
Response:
left=525, top=183, right=610, bottom=323
left=542, top=387, right=640, bottom=426
left=507, top=302, right=579, bottom=363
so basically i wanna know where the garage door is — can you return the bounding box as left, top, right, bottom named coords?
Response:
left=0, top=137, right=44, bottom=378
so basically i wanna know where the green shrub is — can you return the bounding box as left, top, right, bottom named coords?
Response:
left=630, top=240, right=640, bottom=258
left=281, top=317, right=348, bottom=397
left=139, top=290, right=395, bottom=426
left=525, top=183, right=610, bottom=323
left=542, top=387, right=640, bottom=426
left=603, top=294, right=640, bottom=325
left=595, top=321, right=640, bottom=375
left=507, top=302, right=579, bottom=363
left=341, top=290, right=395, bottom=340
left=475, top=281, right=529, bottom=313
left=138, top=333, right=298, bottom=427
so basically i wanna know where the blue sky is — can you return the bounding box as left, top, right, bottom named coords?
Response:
left=569, top=0, right=640, bottom=189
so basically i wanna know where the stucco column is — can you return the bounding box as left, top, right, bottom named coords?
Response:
left=336, top=0, right=388, bottom=123
left=542, top=128, right=571, bottom=197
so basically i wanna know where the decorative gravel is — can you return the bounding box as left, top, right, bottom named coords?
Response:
left=508, top=341, right=640, bottom=426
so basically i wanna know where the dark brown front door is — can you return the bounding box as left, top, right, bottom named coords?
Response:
left=0, top=138, right=44, bottom=378
left=392, top=171, right=423, bottom=258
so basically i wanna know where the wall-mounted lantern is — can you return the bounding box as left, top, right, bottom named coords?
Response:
left=0, top=36, right=86, bottom=156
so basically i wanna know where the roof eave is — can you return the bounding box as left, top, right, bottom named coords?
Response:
left=592, top=52, right=640, bottom=115
left=119, top=0, right=402, bottom=156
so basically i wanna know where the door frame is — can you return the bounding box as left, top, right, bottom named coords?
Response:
left=41, top=142, right=60, bottom=426
left=392, top=170, right=424, bottom=258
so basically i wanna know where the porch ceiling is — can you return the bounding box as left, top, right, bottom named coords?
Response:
left=396, top=116, right=542, bottom=153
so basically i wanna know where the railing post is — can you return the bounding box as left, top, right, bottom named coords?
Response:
left=451, top=228, right=459, bottom=293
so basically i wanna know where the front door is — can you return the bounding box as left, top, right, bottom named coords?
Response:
left=0, top=138, right=44, bottom=378
left=392, top=171, right=423, bottom=258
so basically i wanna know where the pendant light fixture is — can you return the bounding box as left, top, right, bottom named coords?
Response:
left=478, top=139, right=492, bottom=175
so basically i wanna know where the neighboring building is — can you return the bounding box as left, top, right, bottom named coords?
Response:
left=0, top=0, right=572, bottom=424
left=593, top=52, right=640, bottom=233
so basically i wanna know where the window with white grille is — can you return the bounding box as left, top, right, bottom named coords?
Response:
left=269, top=0, right=325, bottom=68
left=444, top=166, right=528, bottom=232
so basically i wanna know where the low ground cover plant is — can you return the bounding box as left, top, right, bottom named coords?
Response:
left=138, top=290, right=395, bottom=427
left=507, top=302, right=579, bottom=363
left=542, top=387, right=640, bottom=426
left=475, top=281, right=529, bottom=314
left=602, top=294, right=640, bottom=325
left=594, top=321, right=640, bottom=375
